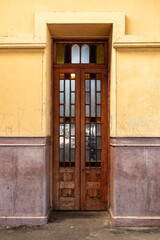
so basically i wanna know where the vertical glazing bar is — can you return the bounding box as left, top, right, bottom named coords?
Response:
left=89, top=77, right=91, bottom=166
left=69, top=78, right=71, bottom=166
left=95, top=123, right=97, bottom=162
left=95, top=76, right=97, bottom=162
left=64, top=123, right=65, bottom=164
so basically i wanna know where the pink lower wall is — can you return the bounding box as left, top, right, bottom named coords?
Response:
left=0, top=137, right=50, bottom=225
left=110, top=137, right=160, bottom=226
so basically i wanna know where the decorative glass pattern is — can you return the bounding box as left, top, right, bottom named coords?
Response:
left=59, top=73, right=76, bottom=167
left=56, top=43, right=105, bottom=64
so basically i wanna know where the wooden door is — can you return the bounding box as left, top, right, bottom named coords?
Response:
left=53, top=68, right=108, bottom=210
left=80, top=69, right=108, bottom=210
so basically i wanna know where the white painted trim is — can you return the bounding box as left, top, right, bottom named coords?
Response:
left=113, top=42, right=160, bottom=48
left=0, top=43, right=46, bottom=49
left=110, top=143, right=160, bottom=147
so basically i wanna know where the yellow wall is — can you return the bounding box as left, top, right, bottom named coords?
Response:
left=0, top=0, right=160, bottom=35
left=0, top=49, right=43, bottom=136
left=45, top=27, right=51, bottom=136
left=117, top=49, right=160, bottom=136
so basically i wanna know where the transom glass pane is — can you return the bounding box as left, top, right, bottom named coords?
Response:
left=57, top=42, right=105, bottom=65
left=57, top=44, right=65, bottom=64
left=90, top=44, right=96, bottom=63
left=65, top=44, right=71, bottom=63
left=97, top=44, right=104, bottom=64
left=81, top=44, right=89, bottom=63
left=71, top=44, right=80, bottom=63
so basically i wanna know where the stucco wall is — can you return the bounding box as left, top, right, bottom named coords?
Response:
left=0, top=0, right=160, bottom=35
left=0, top=49, right=43, bottom=136
left=117, top=48, right=160, bottom=136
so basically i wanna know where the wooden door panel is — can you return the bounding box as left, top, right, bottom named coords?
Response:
left=81, top=69, right=108, bottom=210
left=59, top=167, right=76, bottom=210
left=53, top=69, right=80, bottom=210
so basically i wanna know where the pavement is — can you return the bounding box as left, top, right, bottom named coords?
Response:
left=0, top=211, right=160, bottom=240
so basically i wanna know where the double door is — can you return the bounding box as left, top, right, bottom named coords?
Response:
left=53, top=68, right=108, bottom=210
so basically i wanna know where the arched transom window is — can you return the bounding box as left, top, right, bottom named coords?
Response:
left=56, top=42, right=105, bottom=64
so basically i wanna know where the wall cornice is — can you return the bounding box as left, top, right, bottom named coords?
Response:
left=113, top=42, right=160, bottom=48
left=0, top=43, right=46, bottom=49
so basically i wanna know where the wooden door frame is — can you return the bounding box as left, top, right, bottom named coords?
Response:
left=51, top=38, right=110, bottom=210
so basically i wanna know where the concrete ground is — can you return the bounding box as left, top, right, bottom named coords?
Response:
left=1, top=211, right=160, bottom=240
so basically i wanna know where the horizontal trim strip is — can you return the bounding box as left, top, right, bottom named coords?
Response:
left=110, top=137, right=160, bottom=146
left=113, top=42, right=160, bottom=48
left=0, top=143, right=50, bottom=147
left=109, top=209, right=160, bottom=220
left=0, top=43, right=46, bottom=49
left=110, top=143, right=160, bottom=147
left=52, top=36, right=109, bottom=40
left=0, top=210, right=50, bottom=220
left=0, top=136, right=51, bottom=145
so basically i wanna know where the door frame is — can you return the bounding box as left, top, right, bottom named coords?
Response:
left=51, top=38, right=110, bottom=210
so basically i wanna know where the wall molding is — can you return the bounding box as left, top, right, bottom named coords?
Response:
left=0, top=209, right=50, bottom=225
left=0, top=43, right=46, bottom=49
left=0, top=136, right=51, bottom=146
left=113, top=42, right=160, bottom=48
left=110, top=137, right=160, bottom=147
left=109, top=209, right=160, bottom=226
